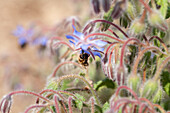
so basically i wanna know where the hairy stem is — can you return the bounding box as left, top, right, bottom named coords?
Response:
left=54, top=96, right=61, bottom=113
left=9, top=91, right=50, bottom=103
left=139, top=0, right=152, bottom=13
left=51, top=61, right=84, bottom=78
left=84, top=33, right=124, bottom=43
left=68, top=97, right=73, bottom=113
left=153, top=56, right=170, bottom=81
left=149, top=36, right=169, bottom=54
left=132, top=46, right=167, bottom=75
left=91, top=98, right=95, bottom=113
left=120, top=38, right=142, bottom=67
left=83, top=19, right=129, bottom=38
left=24, top=104, right=49, bottom=113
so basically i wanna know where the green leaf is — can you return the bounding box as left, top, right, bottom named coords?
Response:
left=165, top=4, right=170, bottom=19
left=102, top=102, right=109, bottom=112
left=157, top=0, right=168, bottom=19
left=164, top=83, right=170, bottom=96
left=101, top=7, right=114, bottom=31
left=94, top=78, right=116, bottom=91
left=161, top=71, right=170, bottom=96
left=74, top=93, right=85, bottom=110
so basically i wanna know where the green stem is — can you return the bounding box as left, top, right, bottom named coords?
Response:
left=55, top=75, right=101, bottom=106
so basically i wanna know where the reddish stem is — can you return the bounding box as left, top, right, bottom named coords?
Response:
left=120, top=38, right=141, bottom=67
left=139, top=98, right=154, bottom=111
left=53, top=41, right=75, bottom=51
left=9, top=91, right=50, bottom=103
left=68, top=97, right=73, bottom=113
left=24, top=104, right=49, bottom=113
left=107, top=28, right=120, bottom=39
left=83, top=19, right=129, bottom=38
left=54, top=96, right=60, bottom=113
left=149, top=36, right=168, bottom=53
left=139, top=0, right=152, bottom=13
left=105, top=42, right=118, bottom=57
left=114, top=86, right=139, bottom=101
left=50, top=37, right=65, bottom=55
left=51, top=61, right=84, bottom=78
left=84, top=33, right=124, bottom=43
left=91, top=98, right=94, bottom=113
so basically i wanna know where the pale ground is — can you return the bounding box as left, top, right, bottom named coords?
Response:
left=0, top=0, right=89, bottom=112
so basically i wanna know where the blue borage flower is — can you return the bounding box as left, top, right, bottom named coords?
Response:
left=33, top=36, right=48, bottom=47
left=13, top=25, right=34, bottom=47
left=66, top=25, right=108, bottom=59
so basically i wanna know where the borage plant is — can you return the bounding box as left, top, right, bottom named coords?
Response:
left=1, top=0, right=170, bottom=113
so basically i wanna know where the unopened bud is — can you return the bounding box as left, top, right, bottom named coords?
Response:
left=152, top=87, right=163, bottom=103
left=102, top=0, right=110, bottom=12
left=129, top=18, right=146, bottom=36
left=116, top=66, right=126, bottom=86
left=46, top=79, right=58, bottom=90
left=148, top=10, right=168, bottom=31
left=127, top=74, right=141, bottom=93
left=126, top=2, right=135, bottom=20
left=111, top=1, right=127, bottom=19
left=91, top=0, right=100, bottom=14
left=0, top=95, right=12, bottom=113
left=142, top=80, right=158, bottom=99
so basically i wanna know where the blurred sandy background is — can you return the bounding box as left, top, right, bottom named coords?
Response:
left=0, top=0, right=89, bottom=112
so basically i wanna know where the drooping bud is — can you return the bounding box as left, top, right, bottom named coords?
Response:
left=91, top=0, right=100, bottom=14
left=142, top=80, right=158, bottom=99
left=115, top=66, right=126, bottom=86
left=111, top=1, right=127, bottom=19
left=129, top=18, right=146, bottom=36
left=126, top=2, right=135, bottom=20
left=102, top=0, right=110, bottom=12
left=0, top=95, right=12, bottom=113
left=148, top=10, right=168, bottom=31
left=132, top=0, right=143, bottom=16
left=127, top=74, right=141, bottom=93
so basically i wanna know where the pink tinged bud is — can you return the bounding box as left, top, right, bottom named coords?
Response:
left=116, top=66, right=126, bottom=86
left=102, top=0, right=110, bottom=12
left=92, top=0, right=100, bottom=14
left=0, top=95, right=12, bottom=113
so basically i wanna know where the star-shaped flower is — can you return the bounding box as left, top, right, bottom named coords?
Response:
left=13, top=25, right=34, bottom=48
left=66, top=25, right=108, bottom=59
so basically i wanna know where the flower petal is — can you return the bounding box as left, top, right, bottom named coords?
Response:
left=81, top=44, right=90, bottom=50
left=13, top=25, right=25, bottom=37
left=72, top=25, right=84, bottom=39
left=66, top=35, right=79, bottom=42
left=91, top=40, right=108, bottom=47
left=93, top=51, right=101, bottom=58
left=18, top=38, right=27, bottom=45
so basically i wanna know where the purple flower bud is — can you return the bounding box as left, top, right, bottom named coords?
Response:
left=0, top=95, right=12, bottom=113
left=102, top=0, right=110, bottom=12
left=111, top=1, right=127, bottom=19
left=91, top=0, right=100, bottom=14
